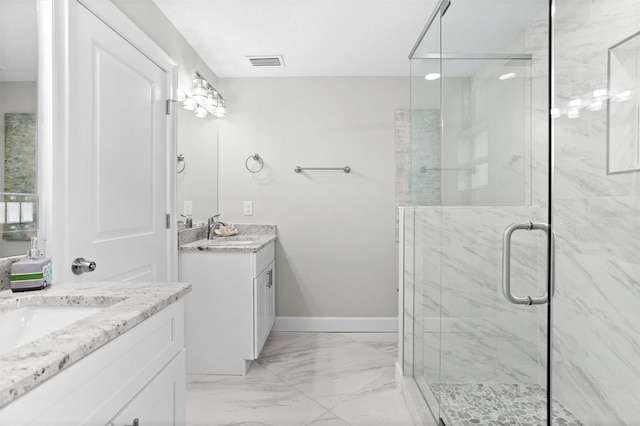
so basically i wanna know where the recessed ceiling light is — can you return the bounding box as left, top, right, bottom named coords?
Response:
left=499, top=72, right=516, bottom=80
left=424, top=73, right=440, bottom=80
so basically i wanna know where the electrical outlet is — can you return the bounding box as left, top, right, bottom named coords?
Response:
left=184, top=201, right=193, bottom=215
left=243, top=201, right=253, bottom=216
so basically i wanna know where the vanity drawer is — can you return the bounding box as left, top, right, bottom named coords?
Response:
left=255, top=241, right=275, bottom=277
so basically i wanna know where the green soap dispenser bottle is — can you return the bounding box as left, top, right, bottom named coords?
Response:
left=10, top=237, right=53, bottom=292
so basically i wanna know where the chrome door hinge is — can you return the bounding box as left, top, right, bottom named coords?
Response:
left=166, top=99, right=172, bottom=115
left=166, top=213, right=171, bottom=229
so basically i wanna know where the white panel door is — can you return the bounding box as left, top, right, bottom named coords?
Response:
left=64, top=0, right=169, bottom=282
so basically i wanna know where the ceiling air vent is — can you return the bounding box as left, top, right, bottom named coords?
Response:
left=247, top=55, right=285, bottom=67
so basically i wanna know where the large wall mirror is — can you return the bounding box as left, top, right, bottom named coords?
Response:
left=0, top=0, right=38, bottom=258
left=176, top=105, right=220, bottom=226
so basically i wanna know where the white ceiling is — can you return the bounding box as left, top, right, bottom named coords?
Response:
left=152, top=0, right=440, bottom=78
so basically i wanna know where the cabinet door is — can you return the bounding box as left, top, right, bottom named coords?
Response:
left=253, top=267, right=269, bottom=359
left=266, top=261, right=276, bottom=333
left=254, top=260, right=276, bottom=359
left=108, top=350, right=186, bottom=426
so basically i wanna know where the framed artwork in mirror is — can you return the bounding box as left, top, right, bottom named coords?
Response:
left=3, top=113, right=37, bottom=241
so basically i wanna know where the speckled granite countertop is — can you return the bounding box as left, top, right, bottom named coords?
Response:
left=180, top=234, right=276, bottom=253
left=179, top=224, right=277, bottom=253
left=0, top=281, right=191, bottom=408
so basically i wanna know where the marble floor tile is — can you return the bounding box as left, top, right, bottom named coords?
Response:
left=187, top=363, right=326, bottom=426
left=257, top=333, right=396, bottom=409
left=338, top=333, right=399, bottom=357
left=331, top=369, right=414, bottom=426
left=307, top=411, right=351, bottom=425
left=260, top=331, right=312, bottom=357
left=187, top=332, right=407, bottom=426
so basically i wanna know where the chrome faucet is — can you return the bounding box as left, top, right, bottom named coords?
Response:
left=180, top=213, right=193, bottom=229
left=207, top=214, right=226, bottom=239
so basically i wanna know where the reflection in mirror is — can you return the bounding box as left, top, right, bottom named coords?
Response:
left=0, top=0, right=38, bottom=257
left=176, top=105, right=219, bottom=228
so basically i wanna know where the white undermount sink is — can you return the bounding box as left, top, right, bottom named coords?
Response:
left=0, top=305, right=104, bottom=356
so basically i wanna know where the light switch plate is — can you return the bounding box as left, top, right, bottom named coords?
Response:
left=243, top=201, right=253, bottom=216
left=184, top=201, right=193, bottom=215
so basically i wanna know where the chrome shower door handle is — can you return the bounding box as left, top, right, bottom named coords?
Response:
left=502, top=221, right=552, bottom=306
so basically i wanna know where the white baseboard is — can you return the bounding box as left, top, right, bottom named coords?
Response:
left=273, top=316, right=399, bottom=332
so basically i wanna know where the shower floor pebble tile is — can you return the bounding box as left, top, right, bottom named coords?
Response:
left=187, top=332, right=412, bottom=426
left=432, top=383, right=584, bottom=426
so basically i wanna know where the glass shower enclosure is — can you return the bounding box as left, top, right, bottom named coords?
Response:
left=401, top=0, right=640, bottom=425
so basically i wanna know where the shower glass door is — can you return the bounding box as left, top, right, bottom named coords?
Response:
left=409, top=0, right=552, bottom=424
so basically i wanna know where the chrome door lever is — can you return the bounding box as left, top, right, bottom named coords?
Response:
left=71, top=258, right=97, bottom=275
left=502, top=221, right=554, bottom=306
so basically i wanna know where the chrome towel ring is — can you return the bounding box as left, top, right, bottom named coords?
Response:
left=177, top=154, right=186, bottom=173
left=246, top=153, right=264, bottom=173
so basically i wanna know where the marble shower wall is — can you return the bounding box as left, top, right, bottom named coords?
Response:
left=552, top=1, right=640, bottom=424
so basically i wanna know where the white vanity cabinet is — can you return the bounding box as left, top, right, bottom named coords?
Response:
left=108, top=350, right=185, bottom=426
left=180, top=240, right=276, bottom=375
left=0, top=300, right=186, bottom=426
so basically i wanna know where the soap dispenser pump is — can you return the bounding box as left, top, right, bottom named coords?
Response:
left=10, top=237, right=53, bottom=292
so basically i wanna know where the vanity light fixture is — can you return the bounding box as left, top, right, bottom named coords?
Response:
left=182, top=97, right=196, bottom=111
left=180, top=72, right=226, bottom=119
left=195, top=105, right=208, bottom=118
left=214, top=99, right=226, bottom=118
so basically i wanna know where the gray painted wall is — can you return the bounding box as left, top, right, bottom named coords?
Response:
left=218, top=77, right=406, bottom=317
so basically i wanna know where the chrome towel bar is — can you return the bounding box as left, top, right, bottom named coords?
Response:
left=294, top=166, right=351, bottom=173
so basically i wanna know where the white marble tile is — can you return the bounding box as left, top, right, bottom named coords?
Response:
left=187, top=333, right=413, bottom=426
left=307, top=411, right=351, bottom=426
left=338, top=333, right=398, bottom=357
left=401, top=207, right=415, bottom=377
left=552, top=1, right=640, bottom=423
left=331, top=370, right=414, bottom=426
left=260, top=331, right=314, bottom=358
left=257, top=333, right=395, bottom=409
left=186, top=363, right=326, bottom=426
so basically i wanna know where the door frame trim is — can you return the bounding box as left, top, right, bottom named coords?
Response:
left=44, top=0, right=178, bottom=281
